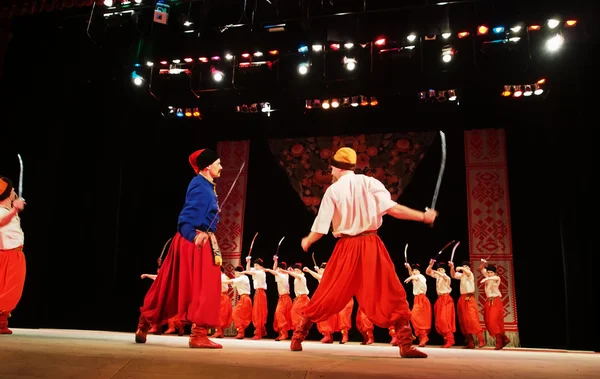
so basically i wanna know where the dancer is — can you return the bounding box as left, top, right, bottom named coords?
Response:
left=479, top=260, right=510, bottom=350
left=135, top=149, right=224, bottom=349
left=222, top=266, right=253, bottom=339
left=304, top=263, right=340, bottom=344
left=213, top=266, right=233, bottom=338
left=264, top=256, right=292, bottom=341
left=140, top=271, right=185, bottom=335
left=244, top=257, right=268, bottom=339
left=426, top=260, right=456, bottom=348
left=448, top=261, right=485, bottom=348
left=0, top=177, right=26, bottom=335
left=287, top=263, right=310, bottom=329
left=292, top=147, right=437, bottom=358
left=403, top=262, right=432, bottom=347
left=356, top=308, right=375, bottom=345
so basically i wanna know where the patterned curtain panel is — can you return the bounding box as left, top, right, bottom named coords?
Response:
left=269, top=133, right=436, bottom=213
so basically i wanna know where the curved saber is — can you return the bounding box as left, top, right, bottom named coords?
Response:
left=207, top=161, right=246, bottom=232
left=450, top=241, right=460, bottom=262
left=17, top=154, right=23, bottom=198
left=311, top=252, right=317, bottom=267
left=157, top=237, right=173, bottom=267
left=275, top=236, right=285, bottom=256
left=247, top=232, right=259, bottom=257
left=433, top=239, right=456, bottom=259
left=427, top=131, right=446, bottom=228
left=404, top=243, right=408, bottom=263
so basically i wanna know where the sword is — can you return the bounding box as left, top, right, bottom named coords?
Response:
left=311, top=252, right=317, bottom=267
left=157, top=237, right=173, bottom=267
left=426, top=131, right=446, bottom=227
left=432, top=239, right=456, bottom=260
left=450, top=241, right=460, bottom=262
left=404, top=243, right=408, bottom=263
left=275, top=236, right=285, bottom=257
left=241, top=232, right=259, bottom=265
left=206, top=161, right=245, bottom=232
left=17, top=154, right=23, bottom=198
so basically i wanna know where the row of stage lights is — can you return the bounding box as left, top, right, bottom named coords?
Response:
left=501, top=79, right=546, bottom=98
left=305, top=96, right=378, bottom=110
left=419, top=89, right=458, bottom=102
left=134, top=18, right=577, bottom=86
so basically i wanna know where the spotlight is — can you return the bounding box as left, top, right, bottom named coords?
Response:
left=185, top=108, right=192, bottom=117
left=176, top=108, right=184, bottom=117
left=534, top=83, right=544, bottom=95
left=493, top=26, right=505, bottom=34
left=547, top=19, right=560, bottom=29
left=523, top=85, right=533, bottom=96
left=441, top=33, right=451, bottom=39
left=192, top=108, right=201, bottom=117
left=249, top=104, right=258, bottom=113
left=305, top=100, right=312, bottom=109
left=297, top=62, right=309, bottom=75
left=369, top=97, right=378, bottom=106
left=331, top=98, right=340, bottom=108
left=312, top=99, right=321, bottom=108
left=211, top=67, right=224, bottom=81
left=546, top=34, right=564, bottom=52
left=350, top=96, right=359, bottom=107
left=418, top=92, right=427, bottom=101
left=312, top=45, right=323, bottom=52
left=428, top=89, right=436, bottom=100
left=342, top=97, right=350, bottom=107
left=458, top=32, right=470, bottom=38
left=565, top=20, right=577, bottom=27
left=344, top=43, right=354, bottom=49
left=513, top=85, right=523, bottom=97
left=322, top=100, right=330, bottom=109
left=225, top=53, right=233, bottom=60
left=441, top=47, right=453, bottom=63
left=240, top=105, right=249, bottom=113
left=510, top=26, right=522, bottom=33
left=437, top=91, right=446, bottom=102
left=528, top=25, right=540, bottom=31
left=477, top=25, right=488, bottom=35
left=343, top=57, right=357, bottom=71
left=407, top=34, right=417, bottom=42
left=448, top=89, right=457, bottom=101
left=359, top=95, right=368, bottom=106
left=501, top=86, right=511, bottom=97
left=131, top=71, right=143, bottom=86
left=374, top=38, right=386, bottom=46
left=104, top=0, right=113, bottom=6
left=261, top=102, right=271, bottom=113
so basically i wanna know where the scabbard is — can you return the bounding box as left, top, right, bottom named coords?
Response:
left=208, top=232, right=222, bottom=259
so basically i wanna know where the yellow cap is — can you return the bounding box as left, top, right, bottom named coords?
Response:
left=331, top=147, right=357, bottom=170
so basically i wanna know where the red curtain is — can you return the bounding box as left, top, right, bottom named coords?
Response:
left=269, top=132, right=436, bottom=213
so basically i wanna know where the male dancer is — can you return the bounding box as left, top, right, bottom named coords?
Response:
left=449, top=261, right=485, bottom=348
left=287, top=263, right=310, bottom=329
left=403, top=262, right=431, bottom=347
left=222, top=266, right=253, bottom=338
left=140, top=272, right=184, bottom=335
left=135, top=149, right=224, bottom=348
left=293, top=147, right=437, bottom=358
left=304, top=263, right=340, bottom=343
left=0, top=177, right=26, bottom=335
left=356, top=308, right=375, bottom=345
left=243, top=257, right=268, bottom=339
left=426, top=260, right=455, bottom=348
left=213, top=266, right=233, bottom=338
left=264, top=256, right=292, bottom=340
left=479, top=260, right=510, bottom=350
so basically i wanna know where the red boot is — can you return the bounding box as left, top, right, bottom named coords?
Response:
left=135, top=314, right=151, bottom=343
left=395, top=320, right=427, bottom=358
left=417, top=333, right=428, bottom=347
left=360, top=331, right=374, bottom=345
left=389, top=328, right=397, bottom=346
left=0, top=311, right=12, bottom=335
left=235, top=328, right=245, bottom=339
left=476, top=332, right=486, bottom=347
left=252, top=327, right=264, bottom=340
left=320, top=332, right=334, bottom=343
left=178, top=322, right=185, bottom=336
left=442, top=333, right=455, bottom=348
left=340, top=330, right=349, bottom=344
left=189, top=324, right=222, bottom=349
left=164, top=317, right=181, bottom=334
left=494, top=334, right=509, bottom=350
left=275, top=330, right=289, bottom=341
left=213, top=327, right=224, bottom=338
left=290, top=316, right=314, bottom=351
left=463, top=334, right=475, bottom=349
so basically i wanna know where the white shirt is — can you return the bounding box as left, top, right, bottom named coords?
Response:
left=231, top=275, right=251, bottom=295
left=294, top=275, right=309, bottom=297
left=250, top=268, right=267, bottom=290
left=432, top=272, right=452, bottom=295
left=221, top=273, right=229, bottom=293
left=411, top=274, right=427, bottom=295
left=311, top=173, right=397, bottom=237
left=0, top=208, right=24, bottom=250
left=274, top=272, right=290, bottom=295
left=481, top=270, right=502, bottom=298
left=454, top=271, right=475, bottom=294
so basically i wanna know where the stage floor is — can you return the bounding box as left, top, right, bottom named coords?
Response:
left=0, top=329, right=597, bottom=379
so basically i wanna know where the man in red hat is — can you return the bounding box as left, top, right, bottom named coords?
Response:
left=292, top=147, right=437, bottom=358
left=135, top=149, right=224, bottom=348
left=0, top=177, right=26, bottom=335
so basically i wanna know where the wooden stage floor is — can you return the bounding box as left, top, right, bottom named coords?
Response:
left=0, top=329, right=597, bottom=379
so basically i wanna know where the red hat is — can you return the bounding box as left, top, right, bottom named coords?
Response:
left=189, top=149, right=219, bottom=174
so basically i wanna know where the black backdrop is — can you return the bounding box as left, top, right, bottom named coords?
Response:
left=0, top=7, right=596, bottom=352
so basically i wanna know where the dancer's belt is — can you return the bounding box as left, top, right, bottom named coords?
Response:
left=339, top=230, right=377, bottom=238
left=279, top=293, right=290, bottom=298
left=0, top=246, right=23, bottom=253
left=462, top=293, right=475, bottom=300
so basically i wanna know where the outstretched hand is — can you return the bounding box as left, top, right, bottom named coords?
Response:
left=423, top=208, right=438, bottom=224
left=403, top=277, right=411, bottom=284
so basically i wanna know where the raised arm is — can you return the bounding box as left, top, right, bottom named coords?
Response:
left=479, top=259, right=487, bottom=275
left=264, top=268, right=277, bottom=276
left=141, top=274, right=157, bottom=280
left=246, top=256, right=252, bottom=271
left=448, top=261, right=458, bottom=279
left=404, top=262, right=413, bottom=276
left=272, top=255, right=278, bottom=270
left=303, top=267, right=322, bottom=281
left=287, top=268, right=303, bottom=280
left=461, top=266, right=473, bottom=277
left=426, top=259, right=436, bottom=277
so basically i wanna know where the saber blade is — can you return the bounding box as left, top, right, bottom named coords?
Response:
left=207, top=161, right=246, bottom=232
left=433, top=239, right=456, bottom=259
left=450, top=241, right=460, bottom=262
left=311, top=252, right=317, bottom=267
left=17, top=154, right=23, bottom=197
left=430, top=131, right=446, bottom=210
left=247, top=232, right=259, bottom=257
left=404, top=243, right=408, bottom=263
left=275, top=236, right=285, bottom=256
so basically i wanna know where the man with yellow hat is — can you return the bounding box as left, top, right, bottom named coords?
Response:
left=0, top=176, right=26, bottom=335
left=135, top=149, right=225, bottom=349
left=290, top=147, right=437, bottom=358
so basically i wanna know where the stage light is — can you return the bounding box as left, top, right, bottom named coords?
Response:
left=343, top=57, right=357, bottom=71
left=185, top=108, right=192, bottom=117
left=322, top=100, right=330, bottom=109
left=418, top=92, right=427, bottom=101
left=344, top=43, right=354, bottom=49
left=458, top=32, right=470, bottom=38
left=509, top=37, right=521, bottom=42
left=297, top=62, right=309, bottom=75
left=225, top=54, right=233, bottom=60
left=176, top=108, right=184, bottom=117
left=513, top=85, right=523, bottom=97
left=249, top=104, right=258, bottom=113
left=375, top=38, right=386, bottom=46
left=254, top=52, right=263, bottom=57
left=184, top=57, right=193, bottom=63
left=528, top=25, right=540, bottom=31
left=134, top=0, right=141, bottom=4
left=192, top=108, right=200, bottom=117
left=342, top=97, right=350, bottom=107
left=546, top=34, right=564, bottom=52
left=547, top=19, right=560, bottom=29
left=523, top=85, right=533, bottom=96
left=146, top=61, right=153, bottom=67
left=350, top=96, right=359, bottom=107
left=360, top=95, right=368, bottom=106
left=298, top=45, right=309, bottom=53
left=510, top=26, right=522, bottom=33
left=131, top=71, right=143, bottom=86
left=198, top=57, right=208, bottom=62
left=441, top=47, right=453, bottom=63
left=305, top=100, right=312, bottom=109
left=407, top=34, right=417, bottom=42
left=448, top=89, right=457, bottom=101
left=369, top=97, right=378, bottom=106
left=241, top=53, right=250, bottom=58
left=501, top=86, right=511, bottom=97
left=331, top=98, right=340, bottom=108
left=160, top=60, right=167, bottom=65
left=261, top=102, right=271, bottom=113
left=312, top=45, right=323, bottom=52
left=566, top=20, right=577, bottom=27
left=268, top=50, right=278, bottom=55
left=104, top=0, right=113, bottom=6
left=330, top=43, right=340, bottom=50
left=493, top=26, right=505, bottom=34
left=441, top=33, right=451, bottom=39
left=534, top=83, right=543, bottom=95
left=477, top=25, right=488, bottom=35
left=537, top=78, right=546, bottom=84
left=211, top=56, right=220, bottom=61
left=240, top=105, right=249, bottom=113
left=312, top=99, right=321, bottom=108
left=428, top=89, right=436, bottom=99
left=211, top=67, right=224, bottom=82
left=437, top=91, right=446, bottom=102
